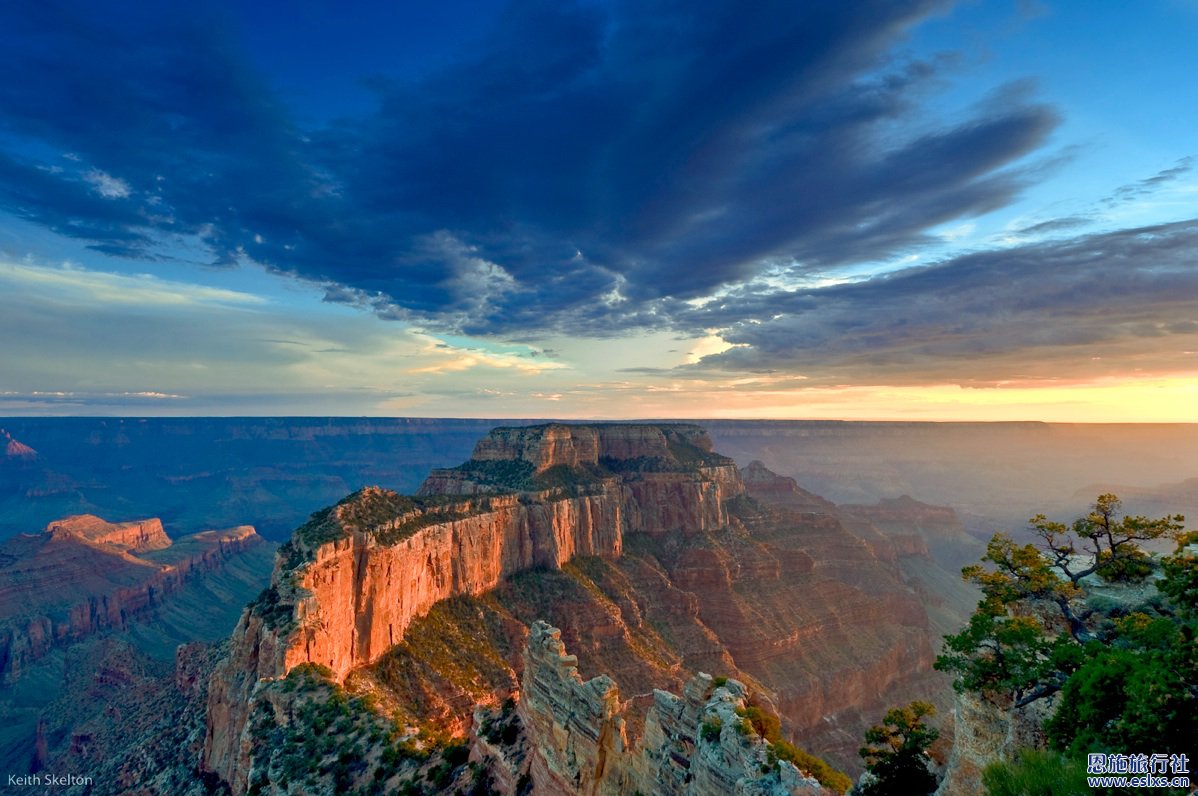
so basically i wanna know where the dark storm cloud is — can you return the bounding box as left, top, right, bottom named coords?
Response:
left=0, top=0, right=1063, bottom=336
left=689, top=219, right=1198, bottom=384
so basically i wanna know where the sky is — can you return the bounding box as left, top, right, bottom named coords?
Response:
left=0, top=0, right=1196, bottom=421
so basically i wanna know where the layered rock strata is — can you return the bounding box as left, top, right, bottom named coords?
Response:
left=269, top=424, right=742, bottom=681
left=0, top=518, right=262, bottom=680
left=204, top=424, right=745, bottom=789
left=290, top=490, right=635, bottom=679
left=204, top=423, right=961, bottom=792
left=44, top=514, right=171, bottom=552
left=518, top=621, right=827, bottom=795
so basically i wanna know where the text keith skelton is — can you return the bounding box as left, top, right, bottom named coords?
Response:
left=7, top=773, right=96, bottom=788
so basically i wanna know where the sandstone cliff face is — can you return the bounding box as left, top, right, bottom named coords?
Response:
left=44, top=514, right=171, bottom=552
left=261, top=424, right=744, bottom=683
left=203, top=424, right=745, bottom=789
left=285, top=489, right=629, bottom=680
left=203, top=425, right=961, bottom=792
left=204, top=609, right=291, bottom=795
left=0, top=519, right=262, bottom=681
left=739, top=461, right=837, bottom=515
left=372, top=463, right=947, bottom=777
left=467, top=423, right=715, bottom=472
left=518, top=621, right=827, bottom=795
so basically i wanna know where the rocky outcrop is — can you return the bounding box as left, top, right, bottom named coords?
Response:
left=203, top=427, right=960, bottom=792
left=740, top=461, right=837, bottom=514
left=467, top=423, right=715, bottom=472
left=519, top=622, right=628, bottom=794
left=518, top=621, right=827, bottom=795
left=256, top=424, right=743, bottom=681
left=419, top=425, right=743, bottom=530
left=45, top=514, right=171, bottom=552
left=204, top=610, right=291, bottom=795
left=3, top=430, right=37, bottom=460
left=934, top=691, right=1050, bottom=796
left=203, top=424, right=746, bottom=789
left=0, top=519, right=263, bottom=681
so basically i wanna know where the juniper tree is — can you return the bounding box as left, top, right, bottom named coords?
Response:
left=858, top=701, right=939, bottom=796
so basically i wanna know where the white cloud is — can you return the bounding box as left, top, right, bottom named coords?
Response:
left=84, top=169, right=131, bottom=199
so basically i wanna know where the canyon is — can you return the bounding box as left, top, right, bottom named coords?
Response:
left=0, top=418, right=1190, bottom=792
left=5, top=417, right=1196, bottom=543
left=0, top=513, right=274, bottom=776
left=0, top=514, right=263, bottom=681
left=202, top=423, right=972, bottom=794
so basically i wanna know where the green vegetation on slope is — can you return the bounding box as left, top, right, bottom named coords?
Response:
left=247, top=664, right=478, bottom=796
left=371, top=595, right=520, bottom=733
left=279, top=488, right=490, bottom=572
left=367, top=557, right=687, bottom=738
left=444, top=458, right=615, bottom=493
left=935, top=496, right=1197, bottom=793
left=734, top=698, right=853, bottom=793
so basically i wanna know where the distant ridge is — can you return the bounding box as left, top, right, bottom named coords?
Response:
left=1, top=428, right=37, bottom=459
left=0, top=515, right=265, bottom=681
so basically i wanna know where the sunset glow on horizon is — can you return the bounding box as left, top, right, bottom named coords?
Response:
left=1, top=2, right=1195, bottom=421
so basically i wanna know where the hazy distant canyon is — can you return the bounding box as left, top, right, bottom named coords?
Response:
left=4, top=418, right=1197, bottom=542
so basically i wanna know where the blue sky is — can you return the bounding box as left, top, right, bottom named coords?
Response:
left=1, top=0, right=1195, bottom=419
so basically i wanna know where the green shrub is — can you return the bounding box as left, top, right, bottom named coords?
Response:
left=737, top=705, right=781, bottom=741
left=771, top=739, right=852, bottom=794
left=1095, top=547, right=1153, bottom=583
left=1045, top=641, right=1196, bottom=756
left=982, top=749, right=1091, bottom=795
left=700, top=717, right=722, bottom=742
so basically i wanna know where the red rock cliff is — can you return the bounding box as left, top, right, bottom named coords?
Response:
left=0, top=519, right=262, bottom=681
left=44, top=514, right=171, bottom=552
left=203, top=424, right=745, bottom=788
left=285, top=489, right=630, bottom=679
left=283, top=424, right=742, bottom=681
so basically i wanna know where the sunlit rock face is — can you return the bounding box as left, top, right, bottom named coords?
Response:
left=204, top=424, right=745, bottom=788
left=203, top=424, right=960, bottom=792
left=259, top=423, right=745, bottom=682
left=283, top=490, right=630, bottom=681
left=44, top=514, right=171, bottom=552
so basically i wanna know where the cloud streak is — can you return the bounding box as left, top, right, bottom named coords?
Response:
left=688, top=219, right=1198, bottom=385
left=0, top=261, right=267, bottom=307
